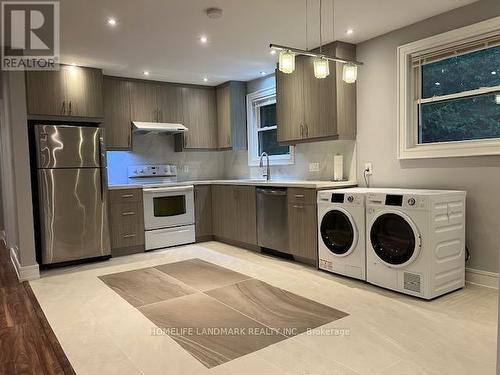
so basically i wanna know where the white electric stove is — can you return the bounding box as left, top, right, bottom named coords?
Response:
left=128, top=165, right=195, bottom=250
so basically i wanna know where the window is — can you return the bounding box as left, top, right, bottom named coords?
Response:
left=398, top=17, right=500, bottom=159
left=247, top=87, right=294, bottom=166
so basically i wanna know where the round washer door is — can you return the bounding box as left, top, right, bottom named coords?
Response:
left=370, top=211, right=421, bottom=267
left=320, top=208, right=358, bottom=257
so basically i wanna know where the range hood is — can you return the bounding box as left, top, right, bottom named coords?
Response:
left=132, top=121, right=188, bottom=134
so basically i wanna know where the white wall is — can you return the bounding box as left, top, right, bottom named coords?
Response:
left=356, top=0, right=500, bottom=274
left=0, top=71, right=38, bottom=277
left=224, top=74, right=357, bottom=181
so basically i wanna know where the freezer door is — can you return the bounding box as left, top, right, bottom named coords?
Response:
left=35, top=124, right=101, bottom=168
left=38, top=168, right=110, bottom=264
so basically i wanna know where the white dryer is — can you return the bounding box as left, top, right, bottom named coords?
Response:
left=365, top=188, right=466, bottom=299
left=317, top=188, right=367, bottom=280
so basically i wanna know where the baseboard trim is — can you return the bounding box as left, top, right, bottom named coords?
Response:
left=465, top=267, right=498, bottom=289
left=10, top=247, right=40, bottom=281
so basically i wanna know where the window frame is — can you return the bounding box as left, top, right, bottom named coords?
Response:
left=246, top=87, right=294, bottom=166
left=398, top=16, right=500, bottom=159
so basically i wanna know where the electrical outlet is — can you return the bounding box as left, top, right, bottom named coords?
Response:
left=309, top=162, right=320, bottom=172
left=183, top=165, right=189, bottom=173
left=364, top=162, right=373, bottom=175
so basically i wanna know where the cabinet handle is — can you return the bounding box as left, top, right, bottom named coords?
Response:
left=121, top=194, right=134, bottom=198
left=121, top=211, right=135, bottom=216
left=68, top=101, right=72, bottom=115
left=294, top=194, right=305, bottom=198
left=61, top=100, right=66, bottom=115
left=122, top=234, right=136, bottom=238
left=293, top=205, right=304, bottom=209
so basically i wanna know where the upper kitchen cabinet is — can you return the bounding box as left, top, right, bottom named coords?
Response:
left=103, top=77, right=132, bottom=150
left=156, top=84, right=184, bottom=123
left=216, top=81, right=247, bottom=150
left=25, top=65, right=104, bottom=119
left=175, top=86, right=218, bottom=150
left=276, top=41, right=356, bottom=144
left=130, top=80, right=159, bottom=122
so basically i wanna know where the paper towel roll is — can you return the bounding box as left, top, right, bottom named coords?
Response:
left=334, top=154, right=343, bottom=181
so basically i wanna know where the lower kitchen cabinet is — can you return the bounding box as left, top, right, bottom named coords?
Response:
left=211, top=185, right=257, bottom=246
left=194, top=185, right=213, bottom=242
left=108, top=188, right=145, bottom=255
left=288, top=196, right=318, bottom=265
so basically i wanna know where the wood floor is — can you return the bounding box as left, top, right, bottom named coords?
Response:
left=0, top=242, right=75, bottom=375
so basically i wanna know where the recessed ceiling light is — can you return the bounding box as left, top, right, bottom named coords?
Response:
left=203, top=77, right=208, bottom=82
left=107, top=17, right=117, bottom=26
left=143, top=71, right=150, bottom=76
left=435, top=82, right=440, bottom=86
left=200, top=35, right=208, bottom=44
left=346, top=29, right=354, bottom=35
left=492, top=71, right=497, bottom=75
left=260, top=71, right=267, bottom=76
left=270, top=50, right=277, bottom=55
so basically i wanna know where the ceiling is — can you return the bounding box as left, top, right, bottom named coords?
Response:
left=60, top=0, right=478, bottom=85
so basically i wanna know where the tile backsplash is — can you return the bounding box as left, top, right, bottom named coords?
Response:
left=106, top=134, right=225, bottom=185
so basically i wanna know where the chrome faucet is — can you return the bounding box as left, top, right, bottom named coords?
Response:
left=259, top=152, right=271, bottom=181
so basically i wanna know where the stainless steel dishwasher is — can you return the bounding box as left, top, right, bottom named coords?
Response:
left=256, top=187, right=289, bottom=253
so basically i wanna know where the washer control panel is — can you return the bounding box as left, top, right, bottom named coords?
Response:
left=317, top=191, right=364, bottom=206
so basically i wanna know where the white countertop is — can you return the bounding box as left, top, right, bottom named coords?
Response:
left=108, top=179, right=357, bottom=190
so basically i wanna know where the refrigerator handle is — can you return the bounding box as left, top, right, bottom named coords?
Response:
left=98, top=131, right=105, bottom=201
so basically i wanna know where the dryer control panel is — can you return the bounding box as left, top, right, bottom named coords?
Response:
left=366, top=193, right=427, bottom=210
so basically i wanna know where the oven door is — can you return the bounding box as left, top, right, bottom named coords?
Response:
left=143, top=185, right=194, bottom=230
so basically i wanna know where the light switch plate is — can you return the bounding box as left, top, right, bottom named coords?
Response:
left=309, top=162, right=320, bottom=172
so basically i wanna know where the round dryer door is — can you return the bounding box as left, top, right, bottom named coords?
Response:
left=370, top=212, right=419, bottom=267
left=320, top=209, right=357, bottom=256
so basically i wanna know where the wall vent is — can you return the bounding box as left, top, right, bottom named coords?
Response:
left=404, top=272, right=421, bottom=293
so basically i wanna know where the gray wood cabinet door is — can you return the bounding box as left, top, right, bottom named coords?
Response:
left=181, top=86, right=218, bottom=149
left=194, top=185, right=213, bottom=241
left=276, top=56, right=305, bottom=143
left=211, top=185, right=236, bottom=239
left=216, top=84, right=231, bottom=148
left=25, top=70, right=66, bottom=116
left=234, top=186, right=257, bottom=245
left=288, top=202, right=318, bottom=263
left=64, top=66, right=104, bottom=118
left=302, top=58, right=337, bottom=139
left=103, top=77, right=132, bottom=150
left=157, top=84, right=183, bottom=123
left=130, top=81, right=158, bottom=122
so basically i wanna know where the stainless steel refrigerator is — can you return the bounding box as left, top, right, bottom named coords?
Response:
left=35, top=124, right=110, bottom=265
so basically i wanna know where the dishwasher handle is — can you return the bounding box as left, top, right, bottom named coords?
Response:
left=256, top=188, right=287, bottom=196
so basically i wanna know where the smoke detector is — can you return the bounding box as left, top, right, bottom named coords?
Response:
left=206, top=7, right=223, bottom=19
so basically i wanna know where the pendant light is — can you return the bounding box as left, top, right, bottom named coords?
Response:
left=342, top=63, right=358, bottom=83
left=279, top=50, right=295, bottom=74
left=313, top=0, right=329, bottom=79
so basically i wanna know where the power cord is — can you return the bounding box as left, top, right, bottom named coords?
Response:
left=363, top=168, right=371, bottom=188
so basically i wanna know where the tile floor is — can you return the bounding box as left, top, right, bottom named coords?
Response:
left=30, top=241, right=498, bottom=375
left=100, top=259, right=347, bottom=368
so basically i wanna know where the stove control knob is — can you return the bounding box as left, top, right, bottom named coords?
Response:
left=408, top=198, right=416, bottom=206
left=347, top=195, right=354, bottom=203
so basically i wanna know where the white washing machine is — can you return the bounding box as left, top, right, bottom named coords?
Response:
left=317, top=188, right=367, bottom=280
left=365, top=188, right=466, bottom=299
